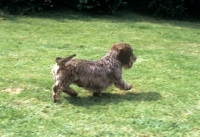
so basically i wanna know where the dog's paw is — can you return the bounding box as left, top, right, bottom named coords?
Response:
left=54, top=98, right=60, bottom=103
left=125, top=84, right=132, bottom=90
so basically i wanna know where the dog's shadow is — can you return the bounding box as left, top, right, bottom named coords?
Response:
left=64, top=91, right=162, bottom=107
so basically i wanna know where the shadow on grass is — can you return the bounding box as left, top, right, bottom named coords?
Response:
left=64, top=91, right=162, bottom=107
left=37, top=10, right=200, bottom=29
left=7, top=9, right=200, bottom=29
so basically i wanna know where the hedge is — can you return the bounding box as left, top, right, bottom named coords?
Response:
left=0, top=0, right=200, bottom=18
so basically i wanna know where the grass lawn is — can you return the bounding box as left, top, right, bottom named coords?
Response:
left=0, top=10, right=200, bottom=136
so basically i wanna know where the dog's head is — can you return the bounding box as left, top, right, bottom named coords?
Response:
left=111, top=43, right=137, bottom=69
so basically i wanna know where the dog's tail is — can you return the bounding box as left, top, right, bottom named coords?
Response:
left=55, top=54, right=76, bottom=66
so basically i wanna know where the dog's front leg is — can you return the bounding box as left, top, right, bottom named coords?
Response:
left=114, top=79, right=132, bottom=90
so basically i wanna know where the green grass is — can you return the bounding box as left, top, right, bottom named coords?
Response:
left=0, top=10, right=200, bottom=136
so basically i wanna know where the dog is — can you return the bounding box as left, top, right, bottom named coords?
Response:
left=51, top=43, right=137, bottom=102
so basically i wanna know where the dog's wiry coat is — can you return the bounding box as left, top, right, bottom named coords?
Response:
left=51, top=43, right=137, bottom=102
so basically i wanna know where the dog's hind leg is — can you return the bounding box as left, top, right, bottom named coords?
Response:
left=63, top=87, right=78, bottom=97
left=92, top=89, right=102, bottom=97
left=52, top=83, right=62, bottom=103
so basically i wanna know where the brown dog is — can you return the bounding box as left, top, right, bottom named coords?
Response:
left=51, top=43, right=137, bottom=102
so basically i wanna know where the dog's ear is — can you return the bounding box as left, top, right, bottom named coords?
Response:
left=112, top=43, right=132, bottom=65
left=118, top=47, right=131, bottom=65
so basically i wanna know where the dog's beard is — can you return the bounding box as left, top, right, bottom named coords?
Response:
left=123, top=61, right=133, bottom=69
left=123, top=56, right=136, bottom=69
